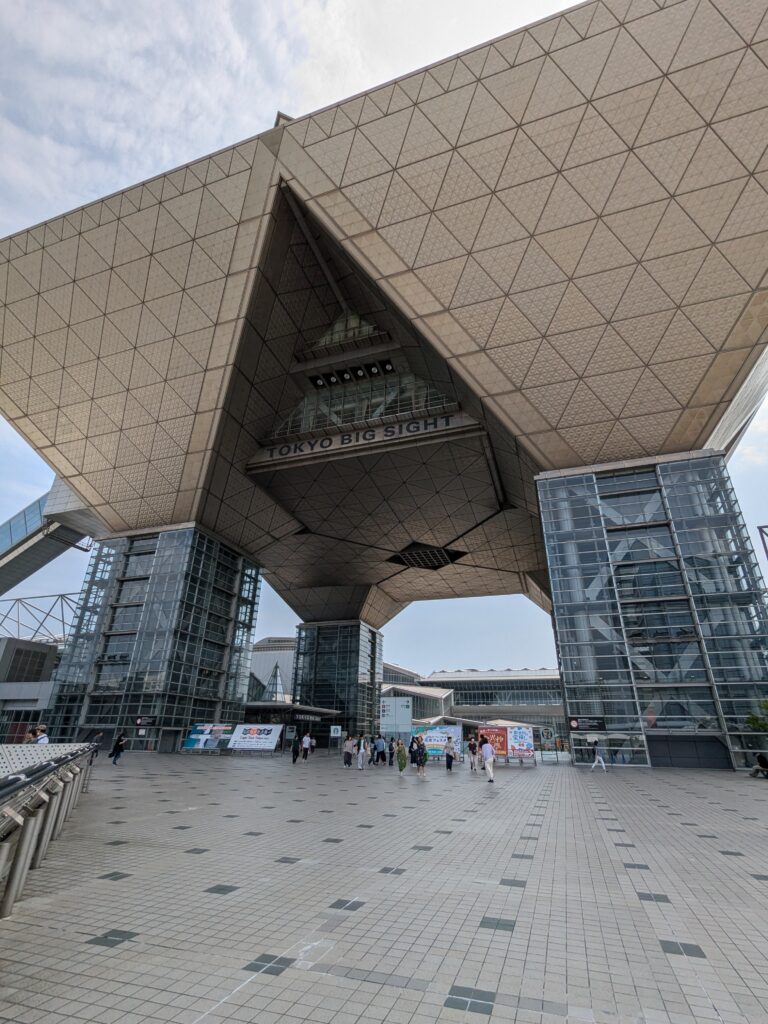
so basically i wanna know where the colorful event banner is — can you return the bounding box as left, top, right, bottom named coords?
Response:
left=182, top=723, right=235, bottom=750
left=508, top=725, right=535, bottom=760
left=227, top=724, right=283, bottom=750
left=412, top=724, right=462, bottom=756
left=482, top=727, right=508, bottom=757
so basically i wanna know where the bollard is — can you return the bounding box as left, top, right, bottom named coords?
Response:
left=0, top=809, right=42, bottom=919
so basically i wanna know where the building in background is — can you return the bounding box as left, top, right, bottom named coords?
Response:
left=1, top=1, right=768, bottom=759
left=250, top=636, right=296, bottom=702
left=428, top=668, right=565, bottom=740
left=383, top=662, right=422, bottom=686
left=0, top=637, right=60, bottom=741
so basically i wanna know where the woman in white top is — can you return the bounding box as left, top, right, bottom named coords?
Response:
left=479, top=735, right=495, bottom=783
left=357, top=735, right=368, bottom=770
left=444, top=736, right=456, bottom=772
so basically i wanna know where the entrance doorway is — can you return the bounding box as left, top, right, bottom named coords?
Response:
left=646, top=734, right=732, bottom=769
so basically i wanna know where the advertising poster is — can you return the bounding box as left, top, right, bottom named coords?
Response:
left=482, top=727, right=508, bottom=757
left=507, top=725, right=535, bottom=760
left=227, top=724, right=283, bottom=750
left=182, top=723, right=235, bottom=750
left=412, top=724, right=462, bottom=756
left=380, top=697, right=413, bottom=734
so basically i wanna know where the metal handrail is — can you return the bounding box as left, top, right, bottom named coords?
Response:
left=0, top=744, right=95, bottom=805
left=0, top=743, right=96, bottom=918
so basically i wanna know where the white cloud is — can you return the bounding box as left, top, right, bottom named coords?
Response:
left=731, top=397, right=768, bottom=467
left=0, top=0, right=566, bottom=236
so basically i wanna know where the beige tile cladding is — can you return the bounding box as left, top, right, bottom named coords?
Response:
left=2, top=0, right=768, bottom=541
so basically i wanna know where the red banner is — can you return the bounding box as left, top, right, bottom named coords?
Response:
left=482, top=727, right=508, bottom=757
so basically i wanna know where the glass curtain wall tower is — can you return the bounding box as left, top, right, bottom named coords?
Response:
left=49, top=527, right=260, bottom=751
left=537, top=452, right=768, bottom=770
left=293, top=620, right=383, bottom=737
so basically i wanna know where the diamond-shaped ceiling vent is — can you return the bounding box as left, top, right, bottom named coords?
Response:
left=388, top=543, right=466, bottom=571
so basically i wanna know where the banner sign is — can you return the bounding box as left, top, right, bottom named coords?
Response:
left=227, top=724, right=283, bottom=750
left=507, top=725, right=535, bottom=760
left=412, top=724, right=462, bottom=756
left=380, top=697, right=413, bottom=733
left=249, top=412, right=483, bottom=472
left=481, top=727, right=508, bottom=757
left=182, top=723, right=235, bottom=750
left=569, top=717, right=606, bottom=732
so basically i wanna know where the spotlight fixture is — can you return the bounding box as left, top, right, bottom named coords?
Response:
left=339, top=368, right=354, bottom=383
left=323, top=372, right=340, bottom=386
left=364, top=362, right=380, bottom=376
left=380, top=359, right=395, bottom=374
left=309, top=374, right=326, bottom=389
left=349, top=366, right=366, bottom=379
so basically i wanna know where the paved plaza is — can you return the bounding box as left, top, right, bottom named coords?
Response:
left=1, top=755, right=767, bottom=1024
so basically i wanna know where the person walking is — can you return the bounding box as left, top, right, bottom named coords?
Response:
left=357, top=735, right=368, bottom=770
left=444, top=735, right=456, bottom=772
left=310, top=734, right=317, bottom=755
left=343, top=735, right=355, bottom=769
left=291, top=734, right=301, bottom=764
left=22, top=729, right=36, bottom=744
left=416, top=737, right=428, bottom=778
left=110, top=734, right=126, bottom=766
left=408, top=736, right=418, bottom=768
left=368, top=736, right=376, bottom=766
left=388, top=737, right=395, bottom=766
left=480, top=734, right=495, bottom=783
left=374, top=734, right=386, bottom=765
left=590, top=739, right=607, bottom=772
left=748, top=751, right=768, bottom=778
left=301, top=732, right=311, bottom=761
left=467, top=736, right=478, bottom=772
left=396, top=740, right=407, bottom=775
left=34, top=725, right=49, bottom=744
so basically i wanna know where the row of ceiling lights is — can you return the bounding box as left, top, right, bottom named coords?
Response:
left=308, top=359, right=396, bottom=389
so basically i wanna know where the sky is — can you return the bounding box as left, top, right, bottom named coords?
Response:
left=1, top=0, right=767, bottom=676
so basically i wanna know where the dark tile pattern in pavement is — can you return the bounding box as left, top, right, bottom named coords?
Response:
left=1, top=754, right=767, bottom=1024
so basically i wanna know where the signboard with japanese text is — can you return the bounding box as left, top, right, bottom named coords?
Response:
left=507, top=725, right=535, bottom=760
left=227, top=724, right=283, bottom=750
left=412, top=724, right=462, bottom=757
left=481, top=727, right=508, bottom=757
left=380, top=696, right=412, bottom=733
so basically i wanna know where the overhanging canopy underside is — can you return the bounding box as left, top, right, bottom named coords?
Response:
left=1, top=0, right=768, bottom=623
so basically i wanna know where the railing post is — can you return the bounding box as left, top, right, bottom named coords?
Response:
left=0, top=809, right=42, bottom=919
left=68, top=765, right=83, bottom=811
left=30, top=783, right=63, bottom=869
left=51, top=772, right=74, bottom=842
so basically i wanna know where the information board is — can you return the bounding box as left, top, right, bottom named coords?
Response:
left=380, top=696, right=413, bottom=734
left=412, top=724, right=462, bottom=756
left=507, top=724, right=535, bottom=760
left=227, top=724, right=283, bottom=750
left=182, top=723, right=235, bottom=750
